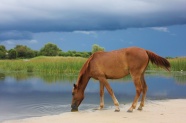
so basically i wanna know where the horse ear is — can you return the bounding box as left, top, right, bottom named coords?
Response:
left=73, top=84, right=77, bottom=88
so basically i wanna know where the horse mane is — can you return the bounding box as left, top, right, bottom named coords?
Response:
left=146, top=50, right=170, bottom=71
left=76, top=54, right=94, bottom=86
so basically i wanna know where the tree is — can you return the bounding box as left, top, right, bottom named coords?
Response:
left=92, top=44, right=105, bottom=53
left=58, top=51, right=91, bottom=58
left=40, top=43, right=62, bottom=56
left=26, top=49, right=35, bottom=58
left=14, top=45, right=35, bottom=58
left=0, top=45, right=7, bottom=59
left=8, top=49, right=17, bottom=59
left=81, top=52, right=91, bottom=58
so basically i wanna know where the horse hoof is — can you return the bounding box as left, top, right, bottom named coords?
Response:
left=115, top=109, right=120, bottom=112
left=137, top=107, right=143, bottom=111
left=94, top=107, right=103, bottom=110
left=71, top=109, right=78, bottom=112
left=127, top=109, right=133, bottom=113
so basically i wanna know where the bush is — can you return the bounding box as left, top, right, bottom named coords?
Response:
left=0, top=45, right=7, bottom=59
left=40, top=43, right=62, bottom=56
left=8, top=49, right=17, bottom=59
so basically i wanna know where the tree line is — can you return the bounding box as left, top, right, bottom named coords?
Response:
left=0, top=43, right=105, bottom=59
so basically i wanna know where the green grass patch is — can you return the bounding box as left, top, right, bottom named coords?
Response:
left=147, top=57, right=186, bottom=71
left=0, top=57, right=185, bottom=74
left=0, top=56, right=87, bottom=74
left=168, top=57, right=186, bottom=71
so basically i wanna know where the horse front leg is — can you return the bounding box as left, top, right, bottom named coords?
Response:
left=99, top=77, right=120, bottom=112
left=97, top=82, right=104, bottom=110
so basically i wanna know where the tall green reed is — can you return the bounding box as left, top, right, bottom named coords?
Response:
left=147, top=57, right=186, bottom=71
left=169, top=58, right=186, bottom=71
left=0, top=57, right=185, bottom=75
left=0, top=56, right=87, bottom=74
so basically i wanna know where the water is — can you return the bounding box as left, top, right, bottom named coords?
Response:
left=0, top=71, right=186, bottom=122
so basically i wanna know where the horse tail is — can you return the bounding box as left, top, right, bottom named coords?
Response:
left=146, top=50, right=170, bottom=71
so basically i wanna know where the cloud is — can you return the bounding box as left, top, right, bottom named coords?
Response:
left=151, top=27, right=169, bottom=32
left=29, top=40, right=38, bottom=44
left=1, top=40, right=15, bottom=45
left=0, top=31, right=33, bottom=41
left=73, top=31, right=96, bottom=35
left=0, top=39, right=38, bottom=50
left=0, top=0, right=186, bottom=33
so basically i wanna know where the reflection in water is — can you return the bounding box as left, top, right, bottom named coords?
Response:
left=0, top=71, right=186, bottom=122
left=145, top=71, right=186, bottom=85
left=3, top=72, right=78, bottom=83
left=2, top=71, right=186, bottom=84
left=172, top=71, right=186, bottom=84
left=0, top=73, right=5, bottom=81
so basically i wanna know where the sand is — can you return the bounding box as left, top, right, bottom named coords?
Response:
left=3, top=99, right=186, bottom=123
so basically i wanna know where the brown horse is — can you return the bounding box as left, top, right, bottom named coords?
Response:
left=71, top=47, right=170, bottom=112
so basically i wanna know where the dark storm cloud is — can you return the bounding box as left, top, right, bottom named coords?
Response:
left=0, top=31, right=33, bottom=41
left=0, top=0, right=186, bottom=32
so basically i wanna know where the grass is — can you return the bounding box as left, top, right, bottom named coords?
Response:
left=0, top=56, right=87, bottom=74
left=0, top=57, right=185, bottom=75
left=168, top=57, right=186, bottom=71
left=147, top=57, right=186, bottom=71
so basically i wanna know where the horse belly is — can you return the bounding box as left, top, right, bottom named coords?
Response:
left=90, top=51, right=129, bottom=79
left=104, top=67, right=129, bottom=79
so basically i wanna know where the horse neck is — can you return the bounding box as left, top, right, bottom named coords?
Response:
left=77, top=72, right=90, bottom=93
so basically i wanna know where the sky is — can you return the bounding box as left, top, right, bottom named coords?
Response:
left=0, top=0, right=186, bottom=57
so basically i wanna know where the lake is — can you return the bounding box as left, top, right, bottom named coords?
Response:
left=0, top=71, right=186, bottom=122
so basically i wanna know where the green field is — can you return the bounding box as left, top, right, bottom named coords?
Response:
left=0, top=56, right=87, bottom=74
left=168, top=57, right=186, bottom=71
left=0, top=57, right=185, bottom=74
left=147, top=57, right=186, bottom=71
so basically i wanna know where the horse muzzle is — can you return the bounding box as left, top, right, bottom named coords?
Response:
left=71, top=105, right=78, bottom=112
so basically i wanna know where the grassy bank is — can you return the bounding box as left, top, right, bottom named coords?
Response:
left=0, top=57, right=185, bottom=74
left=168, top=57, right=186, bottom=71
left=0, top=56, right=87, bottom=74
left=147, top=57, right=186, bottom=71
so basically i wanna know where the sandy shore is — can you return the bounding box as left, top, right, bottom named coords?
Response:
left=3, top=99, right=186, bottom=123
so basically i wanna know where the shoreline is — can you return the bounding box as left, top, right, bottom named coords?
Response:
left=3, top=99, right=186, bottom=123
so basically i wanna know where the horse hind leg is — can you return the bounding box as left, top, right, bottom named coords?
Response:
left=128, top=76, right=143, bottom=112
left=138, top=75, right=148, bottom=111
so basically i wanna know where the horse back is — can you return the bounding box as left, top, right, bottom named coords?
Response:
left=88, top=47, right=149, bottom=79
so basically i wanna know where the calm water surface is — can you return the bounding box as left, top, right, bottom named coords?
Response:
left=0, top=71, right=186, bottom=122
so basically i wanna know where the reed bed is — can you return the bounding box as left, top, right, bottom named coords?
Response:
left=168, top=57, right=186, bottom=71
left=0, top=57, right=185, bottom=74
left=0, top=56, right=87, bottom=74
left=147, top=57, right=186, bottom=71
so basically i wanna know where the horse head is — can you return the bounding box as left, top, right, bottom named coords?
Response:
left=71, top=84, right=84, bottom=112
